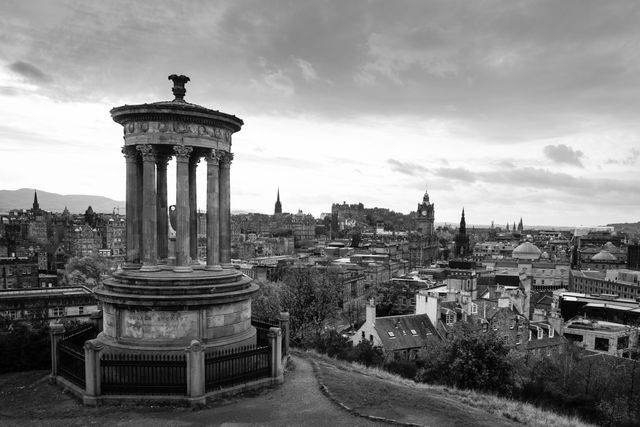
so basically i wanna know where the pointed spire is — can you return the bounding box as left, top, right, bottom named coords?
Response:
left=32, top=190, right=40, bottom=211
left=274, top=188, right=282, bottom=214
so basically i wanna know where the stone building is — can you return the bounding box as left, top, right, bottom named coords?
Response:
left=0, top=256, right=39, bottom=289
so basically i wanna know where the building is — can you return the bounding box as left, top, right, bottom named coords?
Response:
left=453, top=209, right=470, bottom=258
left=0, top=286, right=98, bottom=327
left=0, top=256, right=39, bottom=289
left=570, top=269, right=640, bottom=300
left=351, top=297, right=440, bottom=361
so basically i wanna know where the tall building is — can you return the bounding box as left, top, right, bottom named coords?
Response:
left=408, top=187, right=439, bottom=268
left=454, top=208, right=470, bottom=258
left=274, top=188, right=282, bottom=214
left=416, top=187, right=435, bottom=236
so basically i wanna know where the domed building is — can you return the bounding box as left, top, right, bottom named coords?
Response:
left=512, top=241, right=542, bottom=261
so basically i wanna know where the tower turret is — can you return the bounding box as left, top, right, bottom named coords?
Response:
left=274, top=188, right=282, bottom=214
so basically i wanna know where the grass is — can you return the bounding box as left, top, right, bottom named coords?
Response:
left=297, top=349, right=596, bottom=427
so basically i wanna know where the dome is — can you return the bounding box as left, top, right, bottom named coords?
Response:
left=591, top=250, right=617, bottom=261
left=512, top=241, right=542, bottom=260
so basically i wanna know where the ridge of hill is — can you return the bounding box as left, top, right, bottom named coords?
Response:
left=302, top=350, right=595, bottom=427
left=0, top=188, right=124, bottom=214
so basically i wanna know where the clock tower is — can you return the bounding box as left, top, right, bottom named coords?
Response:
left=416, top=187, right=435, bottom=236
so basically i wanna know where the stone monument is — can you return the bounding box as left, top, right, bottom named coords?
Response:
left=94, top=75, right=258, bottom=353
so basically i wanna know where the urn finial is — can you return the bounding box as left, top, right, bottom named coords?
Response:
left=168, top=74, right=190, bottom=102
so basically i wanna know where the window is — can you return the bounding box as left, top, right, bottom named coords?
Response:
left=510, top=320, right=516, bottom=330
left=516, top=333, right=522, bottom=345
left=362, top=331, right=365, bottom=339
left=369, top=334, right=374, bottom=342
left=549, top=327, right=554, bottom=338
left=387, top=331, right=395, bottom=337
left=446, top=312, right=455, bottom=325
left=482, top=323, right=488, bottom=333
left=471, top=303, right=478, bottom=314
left=410, top=329, right=417, bottom=336
left=503, top=335, right=509, bottom=345
left=537, top=328, right=543, bottom=339
left=78, top=306, right=84, bottom=315
left=52, top=307, right=65, bottom=317
left=595, top=337, right=609, bottom=352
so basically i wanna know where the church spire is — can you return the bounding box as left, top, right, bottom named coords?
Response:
left=274, top=188, right=282, bottom=214
left=32, top=190, right=40, bottom=212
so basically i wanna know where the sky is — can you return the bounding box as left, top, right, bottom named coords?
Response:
left=0, top=0, right=639, bottom=227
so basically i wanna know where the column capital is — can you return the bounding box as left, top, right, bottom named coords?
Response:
left=137, top=144, right=157, bottom=162
left=205, top=148, right=222, bottom=165
left=121, top=145, right=138, bottom=161
left=156, top=153, right=172, bottom=167
left=173, top=144, right=193, bottom=161
left=220, top=152, right=234, bottom=168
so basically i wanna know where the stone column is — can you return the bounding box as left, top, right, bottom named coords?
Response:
left=185, top=339, right=205, bottom=406
left=189, top=155, right=200, bottom=264
left=83, top=339, right=104, bottom=406
left=49, top=323, right=65, bottom=382
left=268, top=327, right=284, bottom=384
left=278, top=312, right=290, bottom=357
left=122, top=146, right=140, bottom=267
left=137, top=152, right=143, bottom=264
left=173, top=144, right=193, bottom=272
left=219, top=152, right=233, bottom=268
left=205, top=149, right=222, bottom=271
left=156, top=154, right=171, bottom=263
left=138, top=144, right=159, bottom=272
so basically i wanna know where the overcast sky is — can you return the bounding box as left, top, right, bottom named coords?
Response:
left=1, top=0, right=639, bottom=227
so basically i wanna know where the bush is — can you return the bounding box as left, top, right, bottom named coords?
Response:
left=0, top=323, right=50, bottom=373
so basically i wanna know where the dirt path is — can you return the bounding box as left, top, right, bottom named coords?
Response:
left=0, top=358, right=383, bottom=427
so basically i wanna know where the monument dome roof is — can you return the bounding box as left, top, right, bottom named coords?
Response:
left=512, top=241, right=542, bottom=260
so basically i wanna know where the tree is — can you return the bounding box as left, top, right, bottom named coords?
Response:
left=251, top=280, right=283, bottom=320
left=416, top=322, right=514, bottom=394
left=280, top=267, right=344, bottom=344
left=63, top=254, right=112, bottom=287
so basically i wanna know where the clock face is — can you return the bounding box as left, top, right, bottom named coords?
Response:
left=421, top=210, right=427, bottom=216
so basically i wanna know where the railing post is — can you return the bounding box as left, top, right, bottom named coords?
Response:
left=49, top=323, right=65, bottom=383
left=83, top=339, right=104, bottom=406
left=278, top=312, right=290, bottom=356
left=186, top=339, right=205, bottom=406
left=268, top=327, right=283, bottom=384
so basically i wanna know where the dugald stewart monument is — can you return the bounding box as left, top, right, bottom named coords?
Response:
left=50, top=75, right=285, bottom=406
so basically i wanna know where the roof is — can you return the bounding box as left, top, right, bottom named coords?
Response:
left=591, top=250, right=617, bottom=261
left=374, top=314, right=438, bottom=351
left=526, top=334, right=566, bottom=350
left=512, top=241, right=542, bottom=259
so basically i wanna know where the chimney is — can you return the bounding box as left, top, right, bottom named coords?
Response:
left=426, top=294, right=440, bottom=327
left=366, top=297, right=376, bottom=325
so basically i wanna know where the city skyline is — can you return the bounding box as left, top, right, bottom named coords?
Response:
left=1, top=1, right=639, bottom=226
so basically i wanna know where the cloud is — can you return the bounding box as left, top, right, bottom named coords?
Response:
left=434, top=167, right=476, bottom=182
left=606, top=148, right=640, bottom=166
left=295, top=58, right=318, bottom=82
left=7, top=61, right=51, bottom=84
left=388, top=159, right=428, bottom=176
left=543, top=144, right=584, bottom=166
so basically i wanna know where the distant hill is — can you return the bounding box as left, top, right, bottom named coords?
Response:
left=0, top=188, right=125, bottom=214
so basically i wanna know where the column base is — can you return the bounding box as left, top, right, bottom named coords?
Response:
left=205, top=264, right=223, bottom=271
left=222, top=263, right=234, bottom=270
left=123, top=263, right=141, bottom=270
left=173, top=265, right=194, bottom=273
left=140, top=264, right=161, bottom=272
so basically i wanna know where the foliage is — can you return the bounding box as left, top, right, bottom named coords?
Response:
left=372, top=281, right=420, bottom=317
left=0, top=322, right=50, bottom=373
left=251, top=280, right=283, bottom=320
left=280, top=268, right=344, bottom=342
left=415, top=322, right=513, bottom=394
left=63, top=254, right=113, bottom=287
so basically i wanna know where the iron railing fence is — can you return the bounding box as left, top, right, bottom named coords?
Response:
left=58, top=341, right=86, bottom=388
left=101, top=353, right=187, bottom=395
left=205, top=345, right=271, bottom=392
